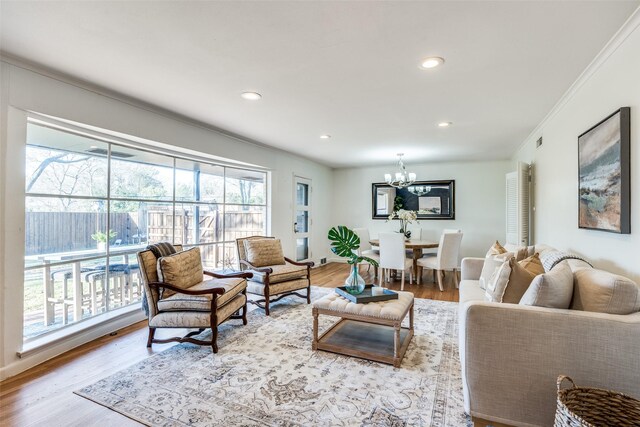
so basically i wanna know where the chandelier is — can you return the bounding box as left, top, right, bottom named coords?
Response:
left=384, top=153, right=416, bottom=188
left=408, top=185, right=431, bottom=196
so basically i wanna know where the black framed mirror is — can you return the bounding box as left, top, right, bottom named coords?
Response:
left=372, top=180, right=455, bottom=220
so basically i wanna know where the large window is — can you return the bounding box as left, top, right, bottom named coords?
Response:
left=24, top=121, right=268, bottom=341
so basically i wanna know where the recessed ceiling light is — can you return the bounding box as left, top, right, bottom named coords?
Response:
left=320, top=134, right=331, bottom=139
left=420, top=57, right=445, bottom=69
left=240, top=91, right=262, bottom=100
left=438, top=122, right=452, bottom=127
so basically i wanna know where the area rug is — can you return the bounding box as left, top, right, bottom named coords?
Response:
left=76, top=287, right=471, bottom=426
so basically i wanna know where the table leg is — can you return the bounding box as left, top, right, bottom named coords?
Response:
left=312, top=308, right=319, bottom=350
left=72, top=262, right=83, bottom=322
left=412, top=248, right=423, bottom=284
left=394, top=322, right=400, bottom=359
left=43, top=262, right=54, bottom=326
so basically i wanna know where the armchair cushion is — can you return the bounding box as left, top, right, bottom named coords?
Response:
left=247, top=278, right=308, bottom=297
left=244, top=239, right=286, bottom=267
left=150, top=293, right=246, bottom=328
left=249, top=264, right=307, bottom=284
left=157, top=247, right=203, bottom=290
left=157, top=278, right=246, bottom=312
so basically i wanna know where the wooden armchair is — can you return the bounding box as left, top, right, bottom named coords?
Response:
left=137, top=244, right=252, bottom=353
left=236, top=236, right=314, bottom=315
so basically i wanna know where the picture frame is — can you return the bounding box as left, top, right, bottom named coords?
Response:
left=578, top=107, right=630, bottom=234
left=371, top=180, right=455, bottom=220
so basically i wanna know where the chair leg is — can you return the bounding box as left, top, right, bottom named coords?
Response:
left=147, top=327, right=156, bottom=348
left=307, top=279, right=311, bottom=304
left=454, top=268, right=459, bottom=288
left=417, top=268, right=421, bottom=285
left=437, top=270, right=444, bottom=292
left=432, top=269, right=436, bottom=283
left=378, top=267, right=383, bottom=287
left=210, top=310, right=219, bottom=353
left=401, top=270, right=405, bottom=291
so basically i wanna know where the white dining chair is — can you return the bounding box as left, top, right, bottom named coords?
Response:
left=378, top=233, right=413, bottom=290
left=353, top=228, right=380, bottom=277
left=417, top=231, right=463, bottom=291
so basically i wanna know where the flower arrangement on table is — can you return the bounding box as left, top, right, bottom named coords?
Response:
left=388, top=209, right=418, bottom=239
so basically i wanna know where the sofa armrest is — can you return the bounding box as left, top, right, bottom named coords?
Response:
left=461, top=257, right=484, bottom=280
left=459, top=301, right=640, bottom=426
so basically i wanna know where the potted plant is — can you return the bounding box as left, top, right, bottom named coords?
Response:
left=328, top=225, right=379, bottom=295
left=388, top=209, right=418, bottom=239
left=91, top=230, right=117, bottom=250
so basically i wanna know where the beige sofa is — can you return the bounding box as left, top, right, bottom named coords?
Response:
left=458, top=245, right=640, bottom=427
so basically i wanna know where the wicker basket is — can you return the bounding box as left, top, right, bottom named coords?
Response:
left=554, top=375, right=640, bottom=427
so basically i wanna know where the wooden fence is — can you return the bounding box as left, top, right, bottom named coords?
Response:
left=25, top=209, right=265, bottom=256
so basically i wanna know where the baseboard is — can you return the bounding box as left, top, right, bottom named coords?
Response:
left=0, top=309, right=145, bottom=381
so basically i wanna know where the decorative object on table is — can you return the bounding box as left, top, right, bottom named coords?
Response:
left=91, top=229, right=117, bottom=250
left=372, top=180, right=455, bottom=220
left=578, top=107, right=630, bottom=234
left=555, top=375, right=640, bottom=427
left=328, top=225, right=379, bottom=295
left=384, top=153, right=416, bottom=188
left=388, top=209, right=418, bottom=239
left=335, top=284, right=398, bottom=303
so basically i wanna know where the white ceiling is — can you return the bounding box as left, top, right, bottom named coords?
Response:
left=1, top=1, right=638, bottom=168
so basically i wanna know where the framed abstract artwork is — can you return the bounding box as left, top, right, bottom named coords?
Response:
left=578, top=107, right=630, bottom=234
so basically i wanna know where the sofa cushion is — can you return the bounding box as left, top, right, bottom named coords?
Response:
left=520, top=261, right=573, bottom=309
left=571, top=269, right=640, bottom=314
left=157, top=278, right=246, bottom=312
left=479, top=252, right=513, bottom=290
left=519, top=253, right=545, bottom=275
left=244, top=239, right=286, bottom=267
left=459, top=280, right=486, bottom=305
left=250, top=264, right=307, bottom=284
left=157, top=247, right=203, bottom=290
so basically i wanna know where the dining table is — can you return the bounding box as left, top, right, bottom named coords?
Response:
left=369, top=239, right=439, bottom=283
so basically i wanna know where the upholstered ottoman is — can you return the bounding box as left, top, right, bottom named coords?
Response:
left=312, top=291, right=414, bottom=367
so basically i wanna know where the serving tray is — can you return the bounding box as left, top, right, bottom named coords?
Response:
left=335, top=284, right=399, bottom=304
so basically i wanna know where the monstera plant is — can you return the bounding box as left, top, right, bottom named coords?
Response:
left=328, top=225, right=379, bottom=294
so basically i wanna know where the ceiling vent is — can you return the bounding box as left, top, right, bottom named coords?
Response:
left=86, top=148, right=134, bottom=158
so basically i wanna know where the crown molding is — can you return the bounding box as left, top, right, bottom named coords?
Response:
left=515, top=6, right=640, bottom=156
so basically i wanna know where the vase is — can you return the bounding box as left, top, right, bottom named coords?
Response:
left=344, top=264, right=366, bottom=295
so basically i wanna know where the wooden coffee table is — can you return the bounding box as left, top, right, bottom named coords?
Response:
left=312, top=291, right=414, bottom=367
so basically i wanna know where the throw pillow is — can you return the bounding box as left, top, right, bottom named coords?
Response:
left=520, top=261, right=573, bottom=309
left=486, top=240, right=507, bottom=257
left=147, top=242, right=176, bottom=259
left=502, top=257, right=537, bottom=303
left=479, top=252, right=513, bottom=290
left=571, top=268, right=640, bottom=314
left=519, top=252, right=545, bottom=275
left=157, top=247, right=203, bottom=290
left=485, top=258, right=512, bottom=302
left=244, top=238, right=286, bottom=267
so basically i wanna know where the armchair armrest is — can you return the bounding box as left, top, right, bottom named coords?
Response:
left=461, top=257, right=484, bottom=280
left=285, top=257, right=315, bottom=267
left=459, top=301, right=640, bottom=426
left=149, top=281, right=225, bottom=296
left=239, top=260, right=273, bottom=274
left=204, top=270, right=253, bottom=280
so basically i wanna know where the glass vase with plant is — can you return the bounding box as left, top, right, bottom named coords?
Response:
left=328, top=225, right=379, bottom=295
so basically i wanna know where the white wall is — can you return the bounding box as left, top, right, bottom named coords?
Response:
left=513, top=12, right=640, bottom=282
left=0, top=60, right=333, bottom=378
left=331, top=160, right=511, bottom=259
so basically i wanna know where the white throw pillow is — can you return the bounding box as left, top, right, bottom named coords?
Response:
left=479, top=252, right=513, bottom=290
left=519, top=261, right=573, bottom=309
left=484, top=259, right=512, bottom=303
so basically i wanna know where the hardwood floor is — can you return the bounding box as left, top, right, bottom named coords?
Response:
left=0, top=263, right=459, bottom=426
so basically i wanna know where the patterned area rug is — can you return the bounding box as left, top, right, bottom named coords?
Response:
left=76, top=287, right=471, bottom=426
